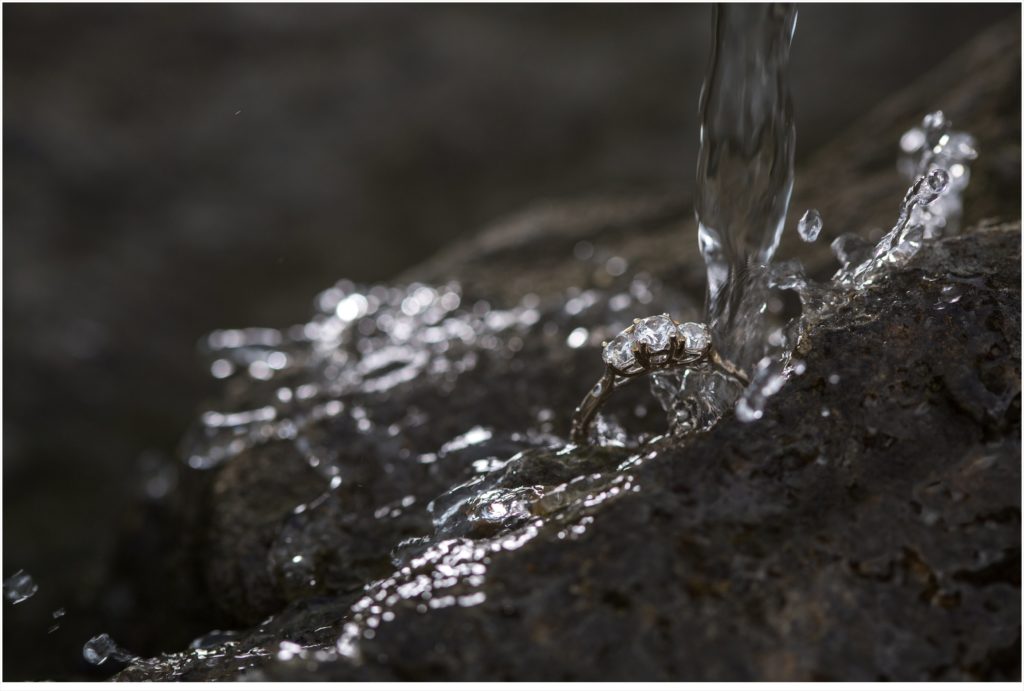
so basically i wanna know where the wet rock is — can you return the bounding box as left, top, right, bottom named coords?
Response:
left=117, top=221, right=1020, bottom=682
left=112, top=20, right=1021, bottom=684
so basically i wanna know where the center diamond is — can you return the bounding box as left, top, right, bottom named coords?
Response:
left=633, top=315, right=676, bottom=352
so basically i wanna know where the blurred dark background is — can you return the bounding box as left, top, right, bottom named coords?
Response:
left=3, top=3, right=1018, bottom=681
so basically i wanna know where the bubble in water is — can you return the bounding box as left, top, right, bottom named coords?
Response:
left=3, top=570, right=38, bottom=604
left=797, top=209, right=823, bottom=242
left=924, top=168, right=950, bottom=197
left=83, top=633, right=136, bottom=665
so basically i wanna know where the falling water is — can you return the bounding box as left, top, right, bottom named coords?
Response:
left=654, top=8, right=978, bottom=431
left=696, top=4, right=796, bottom=341
left=653, top=4, right=798, bottom=434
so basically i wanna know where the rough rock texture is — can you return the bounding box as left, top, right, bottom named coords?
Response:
left=323, top=224, right=1021, bottom=682
left=106, top=19, right=1021, bottom=684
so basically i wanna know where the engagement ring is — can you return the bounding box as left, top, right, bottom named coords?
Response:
left=570, top=314, right=748, bottom=444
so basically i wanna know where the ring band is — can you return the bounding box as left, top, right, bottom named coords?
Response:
left=570, top=314, right=748, bottom=444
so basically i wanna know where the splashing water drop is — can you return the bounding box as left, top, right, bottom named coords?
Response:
left=924, top=168, right=951, bottom=198
left=797, top=209, right=823, bottom=242
left=83, top=633, right=136, bottom=666
left=3, top=570, right=38, bottom=604
left=897, top=110, right=977, bottom=237
left=836, top=165, right=958, bottom=289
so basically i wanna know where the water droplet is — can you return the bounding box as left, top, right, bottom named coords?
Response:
left=797, top=208, right=823, bottom=242
left=210, top=359, right=234, bottom=379
left=922, top=110, right=948, bottom=132
left=573, top=241, right=594, bottom=261
left=605, top=256, right=628, bottom=277
left=3, top=570, right=38, bottom=604
left=277, top=640, right=304, bottom=661
left=566, top=327, right=589, bottom=349
left=924, top=168, right=950, bottom=196
left=83, top=633, right=135, bottom=665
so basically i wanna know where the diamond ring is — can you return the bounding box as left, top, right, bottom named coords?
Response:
left=570, top=314, right=748, bottom=444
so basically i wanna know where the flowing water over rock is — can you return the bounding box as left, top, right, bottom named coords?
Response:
left=99, top=10, right=1020, bottom=683
left=114, top=218, right=1021, bottom=681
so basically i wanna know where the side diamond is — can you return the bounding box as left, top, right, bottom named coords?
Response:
left=602, top=331, right=635, bottom=370
left=679, top=322, right=710, bottom=353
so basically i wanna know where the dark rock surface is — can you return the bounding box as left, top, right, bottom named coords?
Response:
left=5, top=9, right=1018, bottom=683
left=114, top=221, right=1021, bottom=682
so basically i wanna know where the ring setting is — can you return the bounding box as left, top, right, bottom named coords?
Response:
left=571, top=314, right=746, bottom=444
left=601, top=315, right=710, bottom=376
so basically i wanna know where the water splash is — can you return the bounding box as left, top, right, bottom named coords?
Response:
left=835, top=167, right=951, bottom=288
left=184, top=281, right=547, bottom=473
left=731, top=133, right=975, bottom=422
left=831, top=112, right=977, bottom=292
left=83, top=633, right=137, bottom=666
left=898, top=110, right=978, bottom=237
left=654, top=7, right=980, bottom=429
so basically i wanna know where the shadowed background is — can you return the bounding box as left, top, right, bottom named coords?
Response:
left=3, top=3, right=1018, bottom=680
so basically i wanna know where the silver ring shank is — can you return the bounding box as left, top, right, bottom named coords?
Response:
left=570, top=370, right=618, bottom=445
